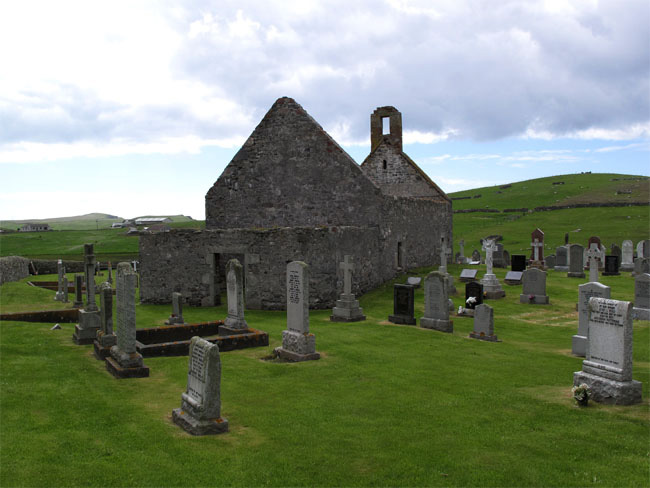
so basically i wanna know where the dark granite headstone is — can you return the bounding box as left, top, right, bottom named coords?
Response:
left=603, top=255, right=620, bottom=276
left=511, top=255, right=526, bottom=272
left=388, top=284, right=416, bottom=325
left=471, top=250, right=481, bottom=263
left=465, top=282, right=484, bottom=309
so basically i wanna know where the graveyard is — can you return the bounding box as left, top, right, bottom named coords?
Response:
left=1, top=250, right=648, bottom=486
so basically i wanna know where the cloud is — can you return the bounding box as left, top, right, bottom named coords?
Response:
left=0, top=0, right=648, bottom=163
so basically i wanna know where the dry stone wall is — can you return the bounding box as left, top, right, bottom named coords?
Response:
left=0, top=256, right=30, bottom=285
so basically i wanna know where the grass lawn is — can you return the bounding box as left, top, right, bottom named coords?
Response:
left=1, top=264, right=648, bottom=487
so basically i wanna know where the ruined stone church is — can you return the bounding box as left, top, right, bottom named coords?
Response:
left=140, top=97, right=452, bottom=309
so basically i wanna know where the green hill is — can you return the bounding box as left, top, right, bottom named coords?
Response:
left=449, top=173, right=649, bottom=258
left=449, top=172, right=648, bottom=211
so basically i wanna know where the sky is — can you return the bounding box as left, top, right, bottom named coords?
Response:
left=1, top=0, right=648, bottom=221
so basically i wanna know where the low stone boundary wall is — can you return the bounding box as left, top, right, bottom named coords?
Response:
left=454, top=201, right=648, bottom=214
left=0, top=256, right=30, bottom=285
left=30, top=259, right=84, bottom=275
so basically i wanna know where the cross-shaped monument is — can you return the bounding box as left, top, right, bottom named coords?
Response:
left=439, top=239, right=450, bottom=274
left=330, top=255, right=366, bottom=322
left=531, top=238, right=543, bottom=262
left=340, top=254, right=354, bottom=296
left=586, top=244, right=600, bottom=282
left=480, top=238, right=505, bottom=299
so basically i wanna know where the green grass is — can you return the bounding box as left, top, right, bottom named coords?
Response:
left=1, top=266, right=648, bottom=487
left=449, top=172, right=649, bottom=211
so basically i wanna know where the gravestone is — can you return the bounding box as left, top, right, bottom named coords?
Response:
left=529, top=228, right=545, bottom=269
left=511, top=255, right=526, bottom=272
left=573, top=298, right=642, bottom=405
left=564, top=232, right=569, bottom=245
left=519, top=268, right=549, bottom=304
left=73, top=274, right=84, bottom=308
left=275, top=261, right=320, bottom=361
left=585, top=236, right=604, bottom=269
left=637, top=239, right=650, bottom=259
left=165, top=292, right=185, bottom=325
left=479, top=238, right=505, bottom=299
left=172, top=337, right=229, bottom=435
left=221, top=259, right=249, bottom=333
left=554, top=246, right=569, bottom=271
left=388, top=284, right=416, bottom=325
left=62, top=275, right=69, bottom=303
left=610, top=244, right=621, bottom=262
left=620, top=240, right=634, bottom=271
left=54, top=259, right=65, bottom=301
left=330, top=255, right=366, bottom=322
left=471, top=250, right=481, bottom=264
left=572, top=282, right=611, bottom=357
left=545, top=254, right=556, bottom=269
left=502, top=250, right=510, bottom=269
left=585, top=244, right=600, bottom=282
left=94, top=282, right=117, bottom=359
left=459, top=239, right=465, bottom=260
left=602, top=255, right=620, bottom=276
left=504, top=271, right=523, bottom=285
left=459, top=269, right=478, bottom=282
left=419, top=271, right=453, bottom=333
left=632, top=273, right=650, bottom=321
left=73, top=244, right=101, bottom=344
left=633, top=257, right=650, bottom=276
left=493, top=243, right=507, bottom=268
left=456, top=239, right=468, bottom=264
left=469, top=304, right=498, bottom=342
left=567, top=244, right=585, bottom=278
left=105, top=263, right=149, bottom=378
left=459, top=281, right=484, bottom=316
left=107, top=262, right=113, bottom=285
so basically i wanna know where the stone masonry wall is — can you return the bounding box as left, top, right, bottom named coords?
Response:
left=362, top=145, right=444, bottom=199
left=140, top=226, right=389, bottom=310
left=205, top=97, right=384, bottom=230
left=0, top=256, right=30, bottom=285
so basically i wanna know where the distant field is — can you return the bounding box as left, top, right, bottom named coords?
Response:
left=1, top=173, right=647, bottom=261
left=0, top=213, right=196, bottom=231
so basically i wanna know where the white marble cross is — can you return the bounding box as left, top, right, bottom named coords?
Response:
left=482, top=239, right=496, bottom=275
left=531, top=238, right=543, bottom=261
left=586, top=244, right=600, bottom=282
left=340, top=255, right=355, bottom=296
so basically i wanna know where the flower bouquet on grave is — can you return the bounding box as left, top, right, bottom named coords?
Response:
left=528, top=294, right=535, bottom=303
left=465, top=296, right=477, bottom=308
left=572, top=383, right=592, bottom=407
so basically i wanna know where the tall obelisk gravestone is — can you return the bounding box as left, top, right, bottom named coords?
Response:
left=275, top=261, right=320, bottom=362
left=105, top=263, right=149, bottom=378
left=73, top=244, right=101, bottom=344
left=221, top=259, right=249, bottom=334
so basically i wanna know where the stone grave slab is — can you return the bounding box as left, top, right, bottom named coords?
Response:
left=504, top=271, right=523, bottom=285
left=419, top=271, right=453, bottom=333
left=568, top=244, right=585, bottom=278
left=632, top=273, right=650, bottom=321
left=469, top=304, right=499, bottom=342
left=94, top=282, right=117, bottom=360
left=172, top=337, right=229, bottom=435
left=221, top=259, right=249, bottom=334
left=166, top=292, right=185, bottom=325
left=620, top=240, right=634, bottom=271
left=573, top=298, right=642, bottom=405
left=554, top=246, right=569, bottom=272
left=459, top=269, right=478, bottom=283
left=572, top=282, right=610, bottom=357
left=105, top=263, right=149, bottom=378
left=275, top=261, right=320, bottom=362
left=519, top=268, right=549, bottom=304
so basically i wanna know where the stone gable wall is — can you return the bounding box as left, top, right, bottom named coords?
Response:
left=205, top=98, right=383, bottom=230
left=362, top=145, right=444, bottom=200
